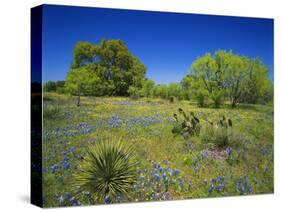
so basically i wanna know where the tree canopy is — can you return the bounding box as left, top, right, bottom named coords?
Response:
left=66, top=39, right=146, bottom=97
left=184, top=50, right=273, bottom=107
left=62, top=42, right=272, bottom=107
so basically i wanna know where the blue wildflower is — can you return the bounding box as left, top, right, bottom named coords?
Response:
left=173, top=169, right=180, bottom=176
left=165, top=192, right=171, bottom=200
left=212, top=178, right=217, bottom=184
left=162, top=174, right=168, bottom=182
left=179, top=179, right=184, bottom=188
left=201, top=150, right=208, bottom=159
left=193, top=164, right=199, bottom=173
left=208, top=184, right=215, bottom=193
left=63, top=161, right=70, bottom=170
left=164, top=159, right=169, bottom=165
left=154, top=173, right=160, bottom=181
left=116, top=196, right=122, bottom=203
left=104, top=196, right=111, bottom=204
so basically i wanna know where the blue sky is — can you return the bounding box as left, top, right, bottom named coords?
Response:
left=42, top=4, right=274, bottom=84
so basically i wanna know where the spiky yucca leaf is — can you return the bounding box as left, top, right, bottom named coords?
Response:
left=74, top=138, right=137, bottom=203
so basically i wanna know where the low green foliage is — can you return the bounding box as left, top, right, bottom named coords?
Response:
left=200, top=115, right=246, bottom=149
left=41, top=93, right=273, bottom=207
left=43, top=104, right=60, bottom=119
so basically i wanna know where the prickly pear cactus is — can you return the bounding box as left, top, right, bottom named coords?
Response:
left=218, top=115, right=233, bottom=128
left=172, top=108, right=201, bottom=139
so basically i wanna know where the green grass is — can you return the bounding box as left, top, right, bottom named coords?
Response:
left=41, top=92, right=274, bottom=207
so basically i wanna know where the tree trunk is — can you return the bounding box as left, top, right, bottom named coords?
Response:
left=77, top=95, right=80, bottom=107
left=231, top=98, right=237, bottom=108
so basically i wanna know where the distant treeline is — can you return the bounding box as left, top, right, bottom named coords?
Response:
left=44, top=80, right=66, bottom=94
left=44, top=39, right=273, bottom=108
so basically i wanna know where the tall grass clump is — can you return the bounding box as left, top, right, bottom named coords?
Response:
left=74, top=137, right=137, bottom=203
left=201, top=116, right=232, bottom=148
left=201, top=115, right=244, bottom=148
left=43, top=104, right=60, bottom=119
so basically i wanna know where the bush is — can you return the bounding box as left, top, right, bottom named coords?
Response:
left=169, top=96, right=176, bottom=103
left=74, top=138, right=137, bottom=203
left=200, top=116, right=234, bottom=148
left=195, top=89, right=208, bottom=107
left=43, top=104, right=60, bottom=119
left=210, top=90, right=224, bottom=108
left=128, top=86, right=141, bottom=98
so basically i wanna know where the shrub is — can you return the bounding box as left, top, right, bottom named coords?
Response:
left=128, top=86, right=141, bottom=99
left=74, top=137, right=137, bottom=203
left=169, top=96, right=176, bottom=103
left=201, top=116, right=233, bottom=148
left=195, top=89, right=208, bottom=107
left=210, top=90, right=224, bottom=108
left=43, top=104, right=60, bottom=119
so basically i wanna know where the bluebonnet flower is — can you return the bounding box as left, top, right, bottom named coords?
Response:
left=69, top=197, right=81, bottom=206
left=245, top=178, right=252, bottom=193
left=104, top=196, right=111, bottom=204
left=156, top=163, right=161, bottom=169
left=212, top=178, right=217, bottom=184
left=193, top=156, right=199, bottom=163
left=63, top=160, right=70, bottom=170
left=165, top=167, right=171, bottom=173
left=193, top=164, right=199, bottom=173
left=173, top=169, right=180, bottom=176
left=216, top=185, right=224, bottom=192
left=201, top=150, right=208, bottom=159
left=165, top=192, right=171, bottom=200
left=145, top=178, right=150, bottom=186
left=159, top=192, right=163, bottom=200
left=50, top=164, right=59, bottom=174
left=179, top=179, right=184, bottom=188
left=159, top=167, right=163, bottom=172
left=164, top=159, right=169, bottom=165
left=219, top=176, right=225, bottom=182
left=154, top=173, right=160, bottom=181
left=226, top=147, right=232, bottom=156
left=162, top=174, right=168, bottom=182
left=116, top=196, right=122, bottom=203
left=208, top=184, right=215, bottom=193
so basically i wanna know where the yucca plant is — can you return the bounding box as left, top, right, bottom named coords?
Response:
left=74, top=137, right=137, bottom=203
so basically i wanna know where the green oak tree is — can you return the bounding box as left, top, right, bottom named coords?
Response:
left=67, top=39, right=146, bottom=99
left=65, top=66, right=103, bottom=106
